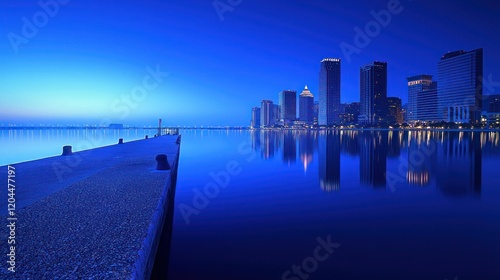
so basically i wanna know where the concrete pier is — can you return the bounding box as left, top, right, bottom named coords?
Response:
left=0, top=135, right=181, bottom=279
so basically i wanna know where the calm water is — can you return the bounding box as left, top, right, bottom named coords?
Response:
left=1, top=129, right=500, bottom=279
left=168, top=130, right=500, bottom=280
left=0, top=128, right=160, bottom=166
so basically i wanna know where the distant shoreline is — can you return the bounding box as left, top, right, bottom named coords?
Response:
left=1, top=126, right=499, bottom=132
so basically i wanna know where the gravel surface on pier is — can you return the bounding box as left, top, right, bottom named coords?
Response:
left=0, top=135, right=180, bottom=279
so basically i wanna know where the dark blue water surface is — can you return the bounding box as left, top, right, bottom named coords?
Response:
left=168, top=130, right=500, bottom=280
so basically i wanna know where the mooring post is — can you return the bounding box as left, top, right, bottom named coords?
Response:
left=155, top=154, right=171, bottom=170
left=62, top=145, right=73, bottom=156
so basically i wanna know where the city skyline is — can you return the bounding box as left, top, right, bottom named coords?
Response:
left=1, top=1, right=499, bottom=127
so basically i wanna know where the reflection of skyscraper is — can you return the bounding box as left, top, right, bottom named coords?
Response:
left=437, top=49, right=483, bottom=124
left=260, top=130, right=276, bottom=159
left=387, top=130, right=401, bottom=158
left=282, top=131, right=296, bottom=164
left=341, top=130, right=360, bottom=156
left=359, top=131, right=387, bottom=188
left=436, top=132, right=482, bottom=195
left=360, top=62, right=387, bottom=124
left=318, top=131, right=341, bottom=192
left=406, top=131, right=433, bottom=186
left=250, top=129, right=261, bottom=153
left=299, top=131, right=315, bottom=172
left=299, top=86, right=315, bottom=124
left=319, top=58, right=341, bottom=126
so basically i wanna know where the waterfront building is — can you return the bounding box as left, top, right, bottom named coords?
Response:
left=437, top=48, right=483, bottom=123
left=402, top=103, right=408, bottom=123
left=273, top=104, right=281, bottom=124
left=299, top=85, right=314, bottom=124
left=387, top=97, right=403, bottom=124
left=313, top=101, right=319, bottom=125
left=407, top=75, right=433, bottom=123
left=359, top=61, right=388, bottom=124
left=279, top=90, right=297, bottom=124
left=260, top=100, right=275, bottom=127
left=482, top=94, right=500, bottom=125
left=486, top=94, right=500, bottom=113
left=251, top=107, right=261, bottom=128
left=319, top=58, right=341, bottom=126
left=417, top=82, right=439, bottom=122
left=339, top=102, right=360, bottom=124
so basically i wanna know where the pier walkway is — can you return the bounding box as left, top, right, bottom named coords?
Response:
left=0, top=135, right=181, bottom=279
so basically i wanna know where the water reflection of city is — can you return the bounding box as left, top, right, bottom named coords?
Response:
left=250, top=130, right=500, bottom=195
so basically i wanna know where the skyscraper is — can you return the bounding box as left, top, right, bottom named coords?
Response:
left=279, top=90, right=297, bottom=124
left=299, top=85, right=314, bottom=124
left=251, top=107, right=261, bottom=128
left=319, top=58, right=341, bottom=126
left=407, top=74, right=434, bottom=122
left=260, top=100, right=275, bottom=128
left=437, top=48, right=483, bottom=123
left=387, top=97, right=403, bottom=124
left=402, top=104, right=408, bottom=123
left=359, top=61, right=387, bottom=124
left=340, top=102, right=360, bottom=124
left=417, top=82, right=439, bottom=122
left=273, top=104, right=281, bottom=124
left=313, top=101, right=319, bottom=125
left=486, top=94, right=500, bottom=113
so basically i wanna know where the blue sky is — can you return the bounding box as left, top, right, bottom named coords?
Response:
left=0, top=0, right=499, bottom=126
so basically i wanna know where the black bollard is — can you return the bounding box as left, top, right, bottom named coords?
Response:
left=118, top=138, right=124, bottom=144
left=145, top=135, right=149, bottom=139
left=156, top=154, right=171, bottom=170
left=62, top=145, right=73, bottom=156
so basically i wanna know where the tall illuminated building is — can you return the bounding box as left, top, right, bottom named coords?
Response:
left=407, top=74, right=433, bottom=123
left=279, top=90, right=297, bottom=122
left=299, top=85, right=315, bottom=124
left=251, top=107, right=261, bottom=128
left=260, top=100, right=275, bottom=128
left=359, top=61, right=387, bottom=124
left=313, top=101, right=319, bottom=125
left=279, top=90, right=297, bottom=124
left=417, top=82, right=439, bottom=122
left=319, top=58, right=341, bottom=126
left=387, top=97, right=403, bottom=124
left=437, top=48, right=483, bottom=123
